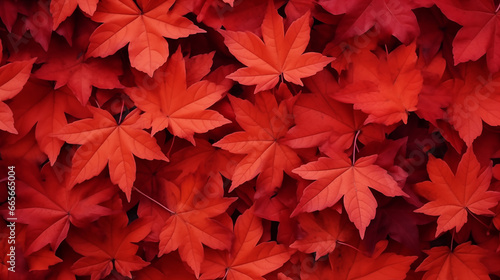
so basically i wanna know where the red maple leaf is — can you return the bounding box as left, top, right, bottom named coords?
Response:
left=7, top=79, right=89, bottom=164
left=200, top=206, right=292, bottom=280
left=442, top=61, right=500, bottom=146
left=333, top=43, right=423, bottom=125
left=292, top=149, right=407, bottom=238
left=158, top=175, right=236, bottom=277
left=66, top=213, right=152, bottom=280
left=434, top=0, right=500, bottom=73
left=214, top=91, right=301, bottom=198
left=125, top=48, right=231, bottom=144
left=34, top=39, right=123, bottom=105
left=14, top=164, right=117, bottom=255
left=221, top=1, right=333, bottom=93
left=414, top=148, right=500, bottom=237
left=416, top=242, right=490, bottom=280
left=54, top=107, right=168, bottom=200
left=86, top=0, right=204, bottom=76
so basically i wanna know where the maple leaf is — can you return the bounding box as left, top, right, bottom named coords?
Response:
left=66, top=213, right=152, bottom=280
left=318, top=0, right=420, bottom=44
left=50, top=0, right=99, bottom=30
left=332, top=42, right=423, bottom=125
left=14, top=164, right=117, bottom=255
left=7, top=79, right=90, bottom=165
left=86, top=0, right=204, bottom=76
left=200, top=207, right=292, bottom=280
left=290, top=208, right=358, bottom=260
left=416, top=242, right=490, bottom=280
left=443, top=62, right=500, bottom=146
left=158, top=175, right=236, bottom=277
left=126, top=48, right=231, bottom=144
left=221, top=1, right=334, bottom=93
left=414, top=148, right=500, bottom=237
left=54, top=107, right=168, bottom=201
left=34, top=40, right=123, bottom=105
left=292, top=149, right=407, bottom=238
left=329, top=240, right=417, bottom=279
left=214, top=92, right=302, bottom=198
left=0, top=56, right=35, bottom=134
left=434, top=0, right=500, bottom=73
left=284, top=70, right=385, bottom=154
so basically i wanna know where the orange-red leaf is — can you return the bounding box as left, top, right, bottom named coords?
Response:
left=221, top=2, right=333, bottom=93
left=292, top=150, right=406, bottom=238
left=434, top=0, right=500, bottom=72
left=158, top=175, right=236, bottom=277
left=333, top=43, right=423, bottom=125
left=290, top=208, right=357, bottom=259
left=14, top=165, right=116, bottom=255
left=55, top=107, right=168, bottom=201
left=87, top=0, right=204, bottom=76
left=416, top=242, right=490, bottom=280
left=214, top=92, right=301, bottom=198
left=126, top=48, right=230, bottom=144
left=414, top=148, right=500, bottom=237
left=200, top=207, right=292, bottom=280
left=66, top=214, right=152, bottom=280
left=8, top=80, right=89, bottom=164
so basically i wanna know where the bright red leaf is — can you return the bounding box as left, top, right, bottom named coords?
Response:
left=14, top=164, right=117, bottom=255
left=126, top=48, right=230, bottom=144
left=292, top=149, right=407, bottom=238
left=221, top=1, right=334, bottom=93
left=416, top=242, right=490, bottom=280
left=434, top=0, right=500, bottom=73
left=333, top=43, right=423, bottom=125
left=66, top=213, right=152, bottom=280
left=414, top=148, right=500, bottom=237
left=7, top=80, right=89, bottom=164
left=200, top=207, right=292, bottom=280
left=86, top=0, right=204, bottom=76
left=34, top=41, right=123, bottom=105
left=55, top=107, right=168, bottom=201
left=158, top=175, right=236, bottom=277
left=214, top=92, right=301, bottom=198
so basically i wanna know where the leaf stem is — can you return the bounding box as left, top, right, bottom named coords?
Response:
left=336, top=240, right=362, bottom=253
left=466, top=208, right=491, bottom=230
left=167, top=136, right=176, bottom=158
left=133, top=186, right=174, bottom=214
left=352, top=130, right=361, bottom=164
left=118, top=100, right=125, bottom=124
left=450, top=230, right=454, bottom=251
